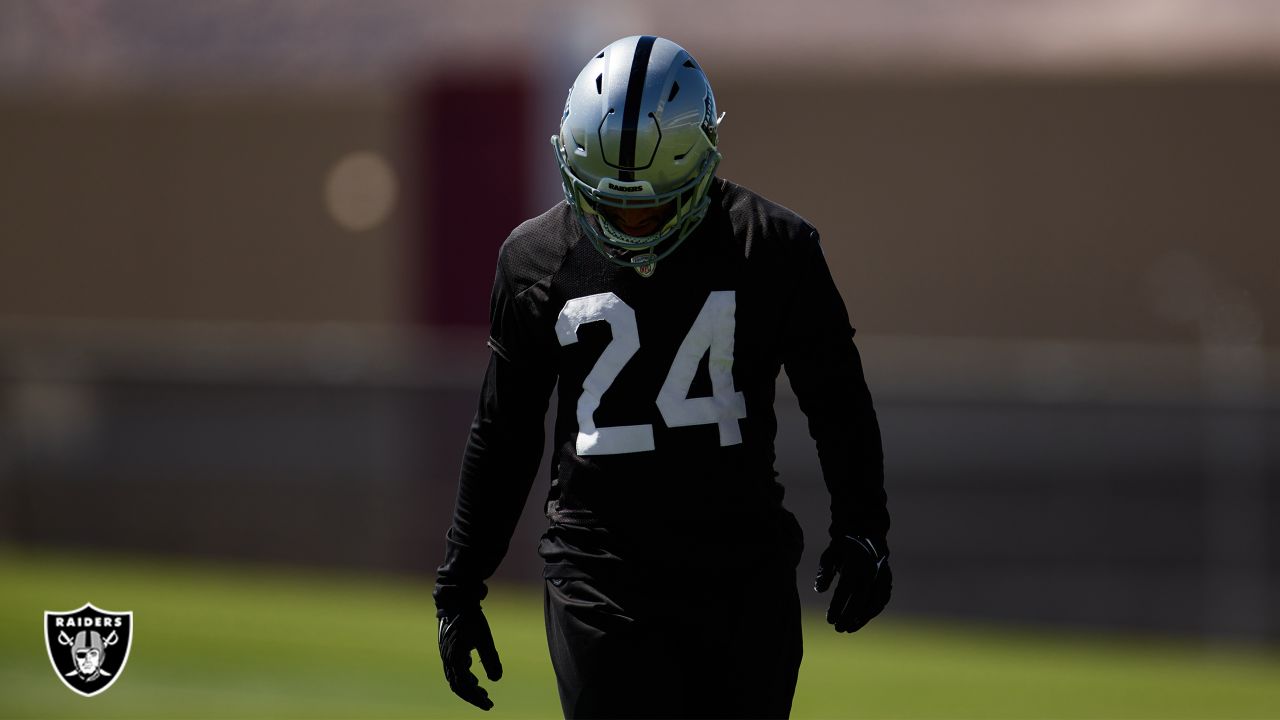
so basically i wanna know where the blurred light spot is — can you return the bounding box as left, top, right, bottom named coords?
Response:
left=324, top=151, right=397, bottom=232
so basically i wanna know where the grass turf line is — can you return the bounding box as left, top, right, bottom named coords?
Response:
left=1, top=547, right=1277, bottom=719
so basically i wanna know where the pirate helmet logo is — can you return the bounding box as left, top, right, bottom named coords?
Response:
left=44, top=603, right=133, bottom=697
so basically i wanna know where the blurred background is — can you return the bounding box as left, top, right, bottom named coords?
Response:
left=1, top=1, right=1278, bottom=718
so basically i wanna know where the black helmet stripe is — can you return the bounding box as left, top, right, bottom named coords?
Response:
left=618, top=35, right=657, bottom=181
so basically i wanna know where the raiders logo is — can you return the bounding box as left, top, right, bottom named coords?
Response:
left=44, top=603, right=133, bottom=697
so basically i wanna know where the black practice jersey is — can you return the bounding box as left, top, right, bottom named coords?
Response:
left=434, top=178, right=886, bottom=612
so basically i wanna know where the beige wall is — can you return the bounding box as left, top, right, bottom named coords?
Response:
left=0, top=91, right=407, bottom=325
left=715, top=72, right=1280, bottom=348
left=2, top=71, right=1277, bottom=349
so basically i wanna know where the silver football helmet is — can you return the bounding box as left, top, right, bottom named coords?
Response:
left=552, top=36, right=722, bottom=273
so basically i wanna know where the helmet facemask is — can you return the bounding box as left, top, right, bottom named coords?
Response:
left=553, top=135, right=720, bottom=272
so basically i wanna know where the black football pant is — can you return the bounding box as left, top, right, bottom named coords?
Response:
left=543, top=562, right=803, bottom=719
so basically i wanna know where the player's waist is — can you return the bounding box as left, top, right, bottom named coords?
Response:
left=545, top=495, right=780, bottom=535
left=538, top=503, right=803, bottom=571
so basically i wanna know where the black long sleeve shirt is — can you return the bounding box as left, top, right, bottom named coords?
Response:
left=435, top=178, right=887, bottom=613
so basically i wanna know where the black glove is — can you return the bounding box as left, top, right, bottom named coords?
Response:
left=814, top=535, right=892, bottom=633
left=438, top=607, right=503, bottom=711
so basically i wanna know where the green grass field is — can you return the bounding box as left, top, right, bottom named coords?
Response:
left=1, top=546, right=1277, bottom=719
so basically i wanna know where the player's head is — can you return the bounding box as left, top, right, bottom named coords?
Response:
left=552, top=36, right=722, bottom=272
left=72, top=631, right=105, bottom=676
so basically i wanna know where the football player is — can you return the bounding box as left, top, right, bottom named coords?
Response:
left=435, top=35, right=891, bottom=719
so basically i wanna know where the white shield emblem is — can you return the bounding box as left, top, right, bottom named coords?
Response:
left=44, top=602, right=134, bottom=697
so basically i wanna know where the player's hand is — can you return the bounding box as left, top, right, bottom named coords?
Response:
left=438, top=607, right=503, bottom=711
left=814, top=535, right=892, bottom=633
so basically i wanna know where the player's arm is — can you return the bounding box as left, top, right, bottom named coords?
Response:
left=781, top=229, right=892, bottom=633
left=435, top=251, right=557, bottom=710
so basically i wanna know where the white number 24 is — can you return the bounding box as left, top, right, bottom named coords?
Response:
left=555, top=291, right=747, bottom=456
